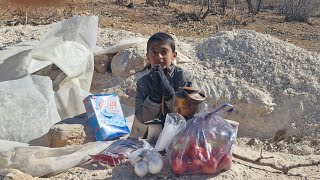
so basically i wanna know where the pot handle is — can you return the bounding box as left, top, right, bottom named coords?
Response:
left=208, top=103, right=233, bottom=116
left=144, top=118, right=163, bottom=125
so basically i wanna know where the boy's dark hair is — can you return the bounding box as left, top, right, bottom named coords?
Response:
left=147, top=32, right=176, bottom=52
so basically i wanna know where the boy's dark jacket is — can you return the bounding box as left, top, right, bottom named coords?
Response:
left=130, top=65, right=194, bottom=138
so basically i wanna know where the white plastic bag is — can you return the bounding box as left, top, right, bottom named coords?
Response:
left=154, top=113, right=186, bottom=151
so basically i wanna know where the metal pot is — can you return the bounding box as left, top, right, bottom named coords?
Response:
left=173, top=87, right=206, bottom=119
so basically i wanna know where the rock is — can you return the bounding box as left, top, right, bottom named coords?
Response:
left=47, top=114, right=95, bottom=147
left=266, top=144, right=275, bottom=151
left=280, top=149, right=289, bottom=153
left=111, top=46, right=147, bottom=77
left=311, top=139, right=319, bottom=146
left=0, top=42, right=4, bottom=50
left=94, top=54, right=111, bottom=74
left=273, top=129, right=287, bottom=142
left=0, top=169, right=33, bottom=180
left=290, top=145, right=313, bottom=155
left=48, top=124, right=86, bottom=148
left=276, top=140, right=287, bottom=150
left=246, top=138, right=259, bottom=146
left=246, top=138, right=264, bottom=149
left=94, top=63, right=107, bottom=74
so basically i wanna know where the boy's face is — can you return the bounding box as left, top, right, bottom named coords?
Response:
left=147, top=40, right=177, bottom=69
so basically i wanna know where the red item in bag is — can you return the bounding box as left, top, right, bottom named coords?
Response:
left=167, top=103, right=237, bottom=175
left=89, top=152, right=125, bottom=166
left=89, top=138, right=145, bottom=166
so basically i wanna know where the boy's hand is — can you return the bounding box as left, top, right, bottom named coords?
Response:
left=149, top=65, right=163, bottom=103
left=150, top=64, right=175, bottom=101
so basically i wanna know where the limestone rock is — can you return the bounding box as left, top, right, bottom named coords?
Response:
left=48, top=124, right=86, bottom=148
left=94, top=54, right=112, bottom=74
left=111, top=46, right=147, bottom=77
left=94, top=63, right=107, bottom=74
left=47, top=114, right=95, bottom=148
left=0, top=169, right=33, bottom=180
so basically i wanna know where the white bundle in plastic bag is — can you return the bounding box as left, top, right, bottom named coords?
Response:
left=154, top=113, right=186, bottom=151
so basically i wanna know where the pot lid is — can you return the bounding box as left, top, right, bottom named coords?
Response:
left=181, top=86, right=206, bottom=102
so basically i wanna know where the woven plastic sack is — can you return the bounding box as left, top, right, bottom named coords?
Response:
left=166, top=103, right=236, bottom=175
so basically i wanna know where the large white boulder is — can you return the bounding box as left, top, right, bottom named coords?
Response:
left=111, top=45, right=148, bottom=77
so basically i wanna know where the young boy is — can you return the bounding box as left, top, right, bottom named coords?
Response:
left=130, top=32, right=194, bottom=139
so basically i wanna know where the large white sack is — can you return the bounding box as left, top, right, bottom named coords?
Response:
left=0, top=140, right=28, bottom=152
left=28, top=16, right=97, bottom=91
left=54, top=87, right=90, bottom=119
left=0, top=16, right=97, bottom=119
left=26, top=16, right=97, bottom=118
left=0, top=141, right=113, bottom=177
left=0, top=46, right=32, bottom=82
left=0, top=75, right=61, bottom=143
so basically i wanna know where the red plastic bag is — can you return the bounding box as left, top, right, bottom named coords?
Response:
left=166, top=103, right=237, bottom=175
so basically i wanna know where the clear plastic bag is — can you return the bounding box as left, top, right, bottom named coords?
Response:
left=166, top=103, right=236, bottom=175
left=89, top=138, right=152, bottom=166
left=154, top=113, right=186, bottom=152
left=128, top=148, right=163, bottom=177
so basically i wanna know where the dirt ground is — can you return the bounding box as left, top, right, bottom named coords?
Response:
left=49, top=142, right=320, bottom=180
left=1, top=0, right=320, bottom=53
left=0, top=0, right=320, bottom=179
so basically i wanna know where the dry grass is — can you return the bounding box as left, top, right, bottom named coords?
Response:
left=0, top=0, right=74, bottom=25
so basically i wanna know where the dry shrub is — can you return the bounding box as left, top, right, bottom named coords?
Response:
left=279, top=0, right=312, bottom=22
left=3, top=0, right=73, bottom=25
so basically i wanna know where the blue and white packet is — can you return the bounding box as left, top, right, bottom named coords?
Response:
left=83, top=94, right=130, bottom=141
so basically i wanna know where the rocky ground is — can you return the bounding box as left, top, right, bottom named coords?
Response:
left=49, top=140, right=320, bottom=180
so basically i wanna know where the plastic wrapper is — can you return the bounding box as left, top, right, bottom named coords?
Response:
left=154, top=113, right=186, bottom=152
left=90, top=138, right=152, bottom=166
left=166, top=103, right=236, bottom=175
left=129, top=148, right=163, bottom=177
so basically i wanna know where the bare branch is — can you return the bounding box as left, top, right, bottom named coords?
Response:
left=233, top=153, right=320, bottom=174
